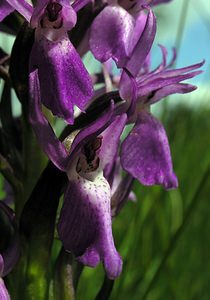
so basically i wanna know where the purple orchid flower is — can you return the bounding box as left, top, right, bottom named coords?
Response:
left=0, top=202, right=20, bottom=300
left=0, top=0, right=93, bottom=124
left=119, top=46, right=204, bottom=190
left=29, top=69, right=128, bottom=279
left=89, top=3, right=156, bottom=78
left=0, top=260, right=10, bottom=300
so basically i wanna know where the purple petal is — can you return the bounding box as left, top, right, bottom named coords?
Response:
left=30, top=35, right=93, bottom=124
left=137, top=70, right=202, bottom=99
left=139, top=60, right=204, bottom=85
left=128, top=11, right=147, bottom=54
left=6, top=0, right=33, bottom=21
left=148, top=83, right=197, bottom=104
left=100, top=114, right=127, bottom=180
left=125, top=6, right=156, bottom=77
left=121, top=111, right=178, bottom=190
left=72, top=0, right=91, bottom=12
left=60, top=0, right=77, bottom=30
left=0, top=1, right=14, bottom=21
left=89, top=6, right=134, bottom=66
left=29, top=69, right=69, bottom=172
left=0, top=278, right=10, bottom=300
left=58, top=174, right=122, bottom=279
left=67, top=101, right=115, bottom=170
left=143, top=72, right=201, bottom=96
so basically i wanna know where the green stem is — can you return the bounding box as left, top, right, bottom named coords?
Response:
left=53, top=249, right=75, bottom=300
left=95, top=276, right=114, bottom=300
left=141, top=165, right=210, bottom=300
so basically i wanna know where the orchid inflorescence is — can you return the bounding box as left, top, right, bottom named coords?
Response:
left=0, top=0, right=203, bottom=298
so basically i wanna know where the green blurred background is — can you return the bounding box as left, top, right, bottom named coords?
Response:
left=1, top=0, right=210, bottom=299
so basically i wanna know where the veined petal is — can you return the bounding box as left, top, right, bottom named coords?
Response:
left=125, top=6, right=156, bottom=77
left=30, top=35, right=93, bottom=124
left=121, top=111, right=178, bottom=190
left=29, top=70, right=69, bottom=172
left=0, top=278, right=10, bottom=300
left=6, top=0, right=33, bottom=22
left=137, top=60, right=204, bottom=86
left=128, top=11, right=147, bottom=54
left=100, top=114, right=127, bottom=180
left=58, top=171, right=122, bottom=279
left=148, top=83, right=197, bottom=105
left=0, top=1, right=14, bottom=21
left=89, top=5, right=134, bottom=66
left=136, top=70, right=202, bottom=100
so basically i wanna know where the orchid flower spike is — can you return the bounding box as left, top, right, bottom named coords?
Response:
left=119, top=46, right=204, bottom=190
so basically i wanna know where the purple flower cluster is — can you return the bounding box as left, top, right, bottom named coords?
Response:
left=0, top=0, right=203, bottom=286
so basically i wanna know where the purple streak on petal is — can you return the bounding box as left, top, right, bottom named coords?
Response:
left=30, top=35, right=93, bottom=124
left=0, top=278, right=10, bottom=300
left=0, top=1, right=14, bottom=21
left=72, top=0, right=91, bottom=12
left=157, top=60, right=205, bottom=78
left=0, top=255, right=3, bottom=276
left=121, top=111, right=178, bottom=190
left=67, top=101, right=115, bottom=170
left=0, top=202, right=20, bottom=277
left=89, top=6, right=134, bottom=66
left=125, top=6, right=156, bottom=77
left=58, top=174, right=122, bottom=279
left=128, top=11, right=147, bottom=54
left=148, top=83, right=197, bottom=105
left=137, top=61, right=205, bottom=89
left=137, top=70, right=203, bottom=99
left=6, top=0, right=33, bottom=21
left=29, top=69, right=69, bottom=172
left=100, top=114, right=127, bottom=180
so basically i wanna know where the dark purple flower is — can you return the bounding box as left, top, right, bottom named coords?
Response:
left=29, top=69, right=128, bottom=278
left=119, top=46, right=204, bottom=189
left=1, top=0, right=94, bottom=124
